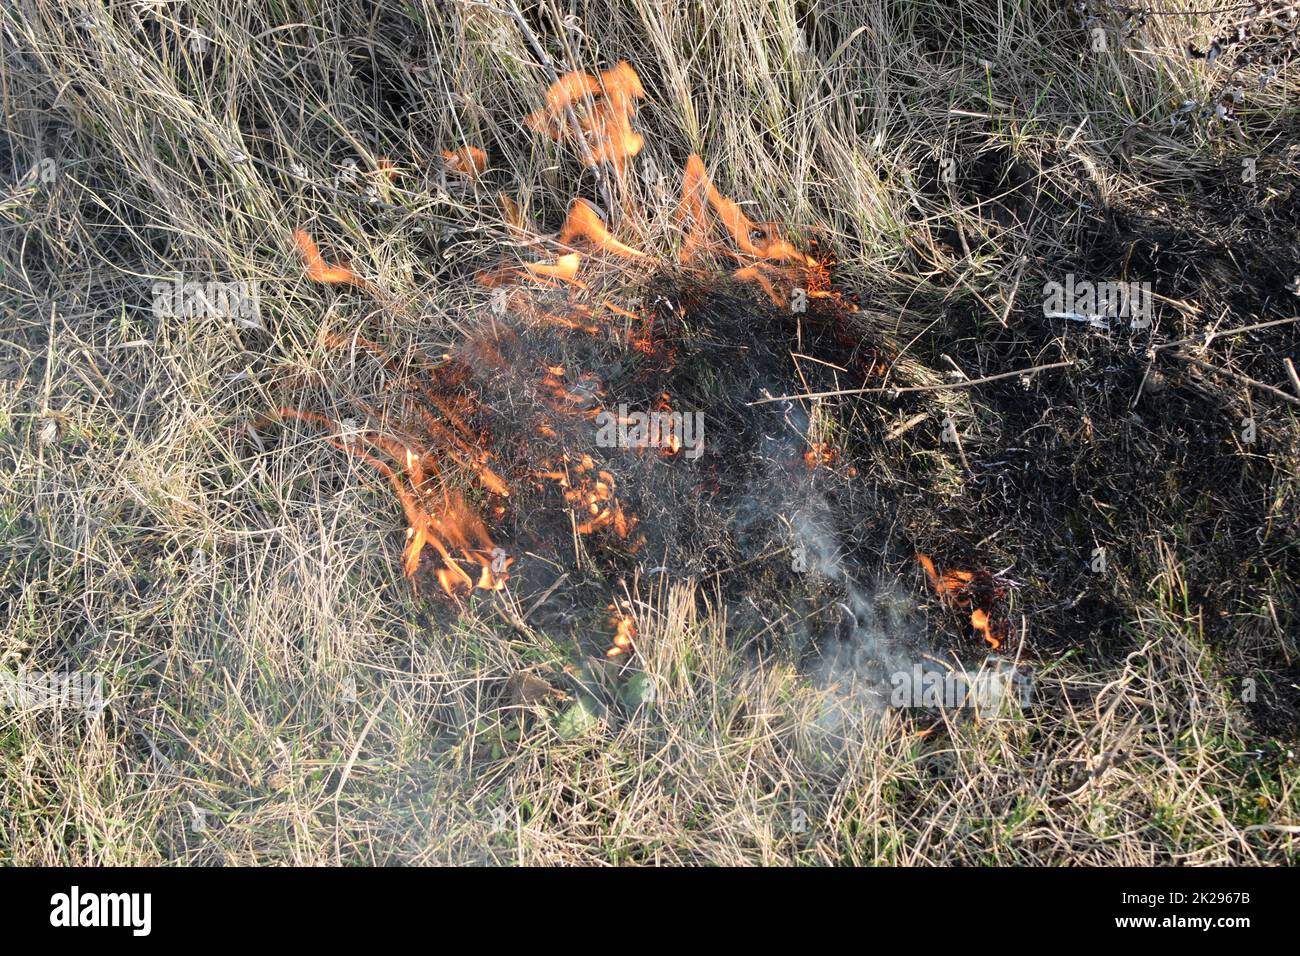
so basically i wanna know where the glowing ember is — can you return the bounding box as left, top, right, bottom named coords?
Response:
left=917, top=554, right=1007, bottom=651
left=606, top=601, right=637, bottom=657
left=651, top=392, right=682, bottom=457
left=804, top=443, right=839, bottom=469
left=536, top=453, right=636, bottom=540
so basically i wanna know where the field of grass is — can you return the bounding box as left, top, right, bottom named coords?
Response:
left=2, top=0, right=1298, bottom=865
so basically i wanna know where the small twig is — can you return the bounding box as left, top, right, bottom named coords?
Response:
left=949, top=425, right=972, bottom=474
left=1151, top=315, right=1300, bottom=353
left=998, top=257, right=1025, bottom=328
left=1283, top=357, right=1300, bottom=399
left=940, top=354, right=968, bottom=379
left=493, top=600, right=531, bottom=636
left=523, top=572, right=569, bottom=622
left=884, top=411, right=929, bottom=441
left=749, top=360, right=1075, bottom=404
left=1167, top=351, right=1300, bottom=406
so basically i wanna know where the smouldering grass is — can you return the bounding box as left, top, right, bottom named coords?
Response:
left=1, top=0, right=1298, bottom=864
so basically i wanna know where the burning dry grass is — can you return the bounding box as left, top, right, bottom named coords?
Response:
left=2, top=0, right=1299, bottom=865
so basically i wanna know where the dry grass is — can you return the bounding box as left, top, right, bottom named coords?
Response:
left=1, top=0, right=1297, bottom=865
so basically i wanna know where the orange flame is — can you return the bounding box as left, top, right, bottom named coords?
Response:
left=441, top=145, right=487, bottom=178
left=535, top=452, right=635, bottom=541
left=482, top=199, right=645, bottom=292
left=522, top=252, right=584, bottom=285
left=271, top=330, right=514, bottom=598
left=674, top=154, right=826, bottom=306
left=677, top=154, right=814, bottom=267
left=557, top=200, right=646, bottom=258
left=917, top=554, right=1005, bottom=650
left=652, top=392, right=683, bottom=457
left=606, top=601, right=637, bottom=657
left=526, top=62, right=645, bottom=172
left=293, top=229, right=369, bottom=289
left=499, top=193, right=531, bottom=239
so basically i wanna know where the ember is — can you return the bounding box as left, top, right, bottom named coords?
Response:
left=804, top=443, right=839, bottom=469
left=606, top=600, right=637, bottom=658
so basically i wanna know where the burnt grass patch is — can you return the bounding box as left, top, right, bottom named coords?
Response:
left=453, top=160, right=1300, bottom=736
left=465, top=274, right=927, bottom=681
left=280, top=169, right=1300, bottom=740
left=890, top=176, right=1300, bottom=735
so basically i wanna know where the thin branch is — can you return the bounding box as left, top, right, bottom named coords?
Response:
left=1151, top=315, right=1300, bottom=353
left=1166, top=351, right=1300, bottom=407
left=749, top=360, right=1076, bottom=404
left=1284, top=357, right=1300, bottom=399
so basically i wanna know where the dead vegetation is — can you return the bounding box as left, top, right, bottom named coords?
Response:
left=1, top=0, right=1298, bottom=865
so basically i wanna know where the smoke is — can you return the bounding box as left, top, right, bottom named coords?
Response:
left=362, top=268, right=997, bottom=719
left=786, top=475, right=920, bottom=730
left=715, top=383, right=924, bottom=733
left=727, top=382, right=1026, bottom=733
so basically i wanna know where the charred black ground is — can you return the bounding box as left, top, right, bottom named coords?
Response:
left=886, top=161, right=1300, bottom=734
left=457, top=273, right=933, bottom=680
left=411, top=225, right=1300, bottom=734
